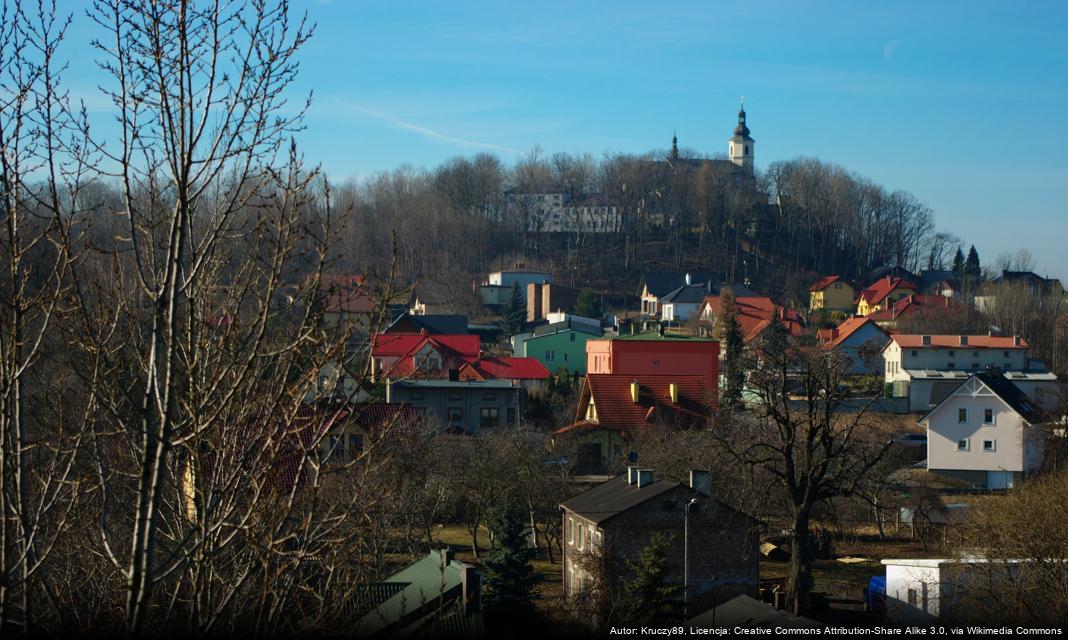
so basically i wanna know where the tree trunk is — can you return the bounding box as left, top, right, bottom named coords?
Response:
left=787, top=507, right=814, bottom=615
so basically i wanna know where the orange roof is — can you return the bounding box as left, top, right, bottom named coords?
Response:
left=857, top=276, right=917, bottom=306
left=890, top=334, right=1029, bottom=349
left=818, top=316, right=888, bottom=349
left=810, top=275, right=844, bottom=292
left=459, top=357, right=550, bottom=381
left=554, top=374, right=711, bottom=436
left=867, top=294, right=957, bottom=322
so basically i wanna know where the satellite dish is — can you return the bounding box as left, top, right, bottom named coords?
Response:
left=627, top=451, right=639, bottom=464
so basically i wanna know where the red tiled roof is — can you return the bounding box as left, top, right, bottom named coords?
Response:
left=818, top=316, right=888, bottom=349
left=857, top=276, right=916, bottom=306
left=459, top=357, right=549, bottom=381
left=554, top=374, right=711, bottom=437
left=890, top=334, right=1029, bottom=349
left=809, top=275, right=843, bottom=292
left=702, top=295, right=804, bottom=344
left=371, top=333, right=480, bottom=358
left=866, top=294, right=957, bottom=322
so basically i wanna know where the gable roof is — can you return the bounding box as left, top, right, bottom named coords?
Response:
left=661, top=282, right=716, bottom=304
left=355, top=549, right=474, bottom=636
left=920, top=371, right=1051, bottom=425
left=641, top=272, right=716, bottom=298
left=458, top=356, right=550, bottom=381
left=702, top=295, right=805, bottom=344
left=809, top=275, right=850, bottom=292
left=857, top=276, right=917, bottom=306
left=818, top=316, right=889, bottom=349
left=371, top=333, right=480, bottom=358
left=867, top=294, right=959, bottom=323
left=560, top=474, right=680, bottom=524
left=385, top=313, right=469, bottom=335
left=529, top=319, right=603, bottom=338
left=554, top=374, right=710, bottom=437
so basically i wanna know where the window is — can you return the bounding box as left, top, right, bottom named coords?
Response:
left=480, top=407, right=499, bottom=429
left=1004, top=351, right=1010, bottom=358
left=744, top=145, right=749, bottom=154
left=958, top=439, right=970, bottom=451
left=544, top=350, right=554, bottom=361
left=834, top=282, right=842, bottom=289
left=973, top=350, right=979, bottom=357
left=912, top=350, right=918, bottom=357
left=971, top=362, right=979, bottom=370
left=564, top=353, right=568, bottom=362
left=958, top=408, right=968, bottom=423
left=578, top=524, right=585, bottom=550
left=948, top=362, right=955, bottom=369
left=984, top=409, right=994, bottom=425
left=447, top=407, right=463, bottom=423
left=570, top=333, right=576, bottom=342
left=983, top=440, right=996, bottom=452
left=567, top=517, right=574, bottom=545
left=348, top=434, right=363, bottom=454
left=949, top=350, right=955, bottom=357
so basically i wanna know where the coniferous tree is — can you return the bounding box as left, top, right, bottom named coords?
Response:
left=502, top=283, right=525, bottom=335
left=482, top=499, right=538, bottom=612
left=574, top=288, right=603, bottom=319
left=951, top=247, right=966, bottom=278
left=620, top=533, right=684, bottom=625
left=964, top=245, right=982, bottom=282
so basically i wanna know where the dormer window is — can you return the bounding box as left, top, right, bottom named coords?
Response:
left=960, top=336, right=968, bottom=345
left=922, top=336, right=932, bottom=345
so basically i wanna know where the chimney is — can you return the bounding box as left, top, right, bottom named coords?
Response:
left=627, top=466, right=639, bottom=485
left=420, top=327, right=429, bottom=337
left=690, top=469, right=711, bottom=496
left=685, top=273, right=692, bottom=286
left=461, top=565, right=482, bottom=614
left=630, top=380, right=640, bottom=403
left=636, top=468, right=654, bottom=488
left=1014, top=335, right=1022, bottom=347
left=669, top=382, right=679, bottom=404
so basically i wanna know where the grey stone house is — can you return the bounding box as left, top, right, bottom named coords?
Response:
left=385, top=379, right=522, bottom=433
left=560, top=468, right=759, bottom=619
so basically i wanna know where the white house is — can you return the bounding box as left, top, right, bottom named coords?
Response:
left=882, top=557, right=1057, bottom=622
left=919, top=372, right=1052, bottom=489
left=481, top=267, right=552, bottom=305
left=883, top=334, right=1033, bottom=411
left=659, top=279, right=715, bottom=323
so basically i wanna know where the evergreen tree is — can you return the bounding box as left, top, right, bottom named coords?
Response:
left=620, top=533, right=685, bottom=625
left=964, top=245, right=981, bottom=282
left=574, top=288, right=603, bottom=319
left=951, top=247, right=965, bottom=278
left=718, top=289, right=746, bottom=412
left=482, top=499, right=538, bottom=612
left=502, top=283, right=525, bottom=336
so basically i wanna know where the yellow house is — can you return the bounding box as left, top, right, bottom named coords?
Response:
left=855, top=276, right=917, bottom=316
left=809, top=276, right=855, bottom=312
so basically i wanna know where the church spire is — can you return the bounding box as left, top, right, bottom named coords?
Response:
left=671, top=128, right=679, bottom=162
left=728, top=97, right=754, bottom=173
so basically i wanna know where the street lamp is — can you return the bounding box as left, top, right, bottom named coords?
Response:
left=684, top=497, right=698, bottom=617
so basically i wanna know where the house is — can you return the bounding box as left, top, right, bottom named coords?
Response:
left=919, top=371, right=1054, bottom=489
left=882, top=334, right=1035, bottom=411
left=480, top=266, right=552, bottom=306
left=659, top=280, right=717, bottom=323
left=321, top=403, right=419, bottom=464
left=808, top=275, right=855, bottom=313
left=527, top=282, right=581, bottom=323
left=586, top=333, right=719, bottom=394
left=881, top=556, right=1060, bottom=622
left=457, top=356, right=550, bottom=390
left=371, top=332, right=481, bottom=382
left=353, top=549, right=483, bottom=637
left=385, top=379, right=522, bottom=433
left=384, top=312, right=469, bottom=335
left=816, top=316, right=890, bottom=375
left=917, top=269, right=960, bottom=298
left=512, top=319, right=603, bottom=376
left=699, top=293, right=805, bottom=344
left=506, top=187, right=622, bottom=234
left=975, top=270, right=1065, bottom=313
left=855, top=276, right=918, bottom=316
left=866, top=294, right=963, bottom=330
left=638, top=272, right=715, bottom=318
left=316, top=274, right=375, bottom=328
left=552, top=375, right=712, bottom=472
left=560, top=469, right=759, bottom=616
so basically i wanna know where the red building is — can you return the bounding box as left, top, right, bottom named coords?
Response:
left=585, top=333, right=720, bottom=397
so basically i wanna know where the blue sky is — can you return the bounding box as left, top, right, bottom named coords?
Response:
left=59, top=0, right=1068, bottom=278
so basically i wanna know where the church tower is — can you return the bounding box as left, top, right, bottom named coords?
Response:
left=728, top=99, right=754, bottom=173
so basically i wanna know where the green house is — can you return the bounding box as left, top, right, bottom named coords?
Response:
left=515, top=319, right=602, bottom=375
